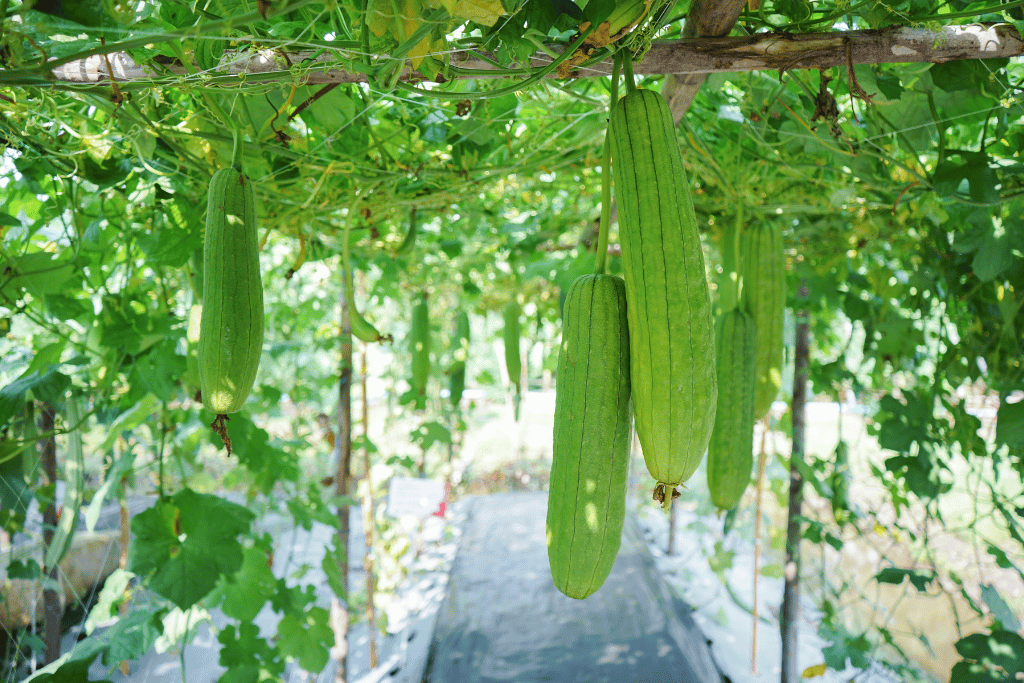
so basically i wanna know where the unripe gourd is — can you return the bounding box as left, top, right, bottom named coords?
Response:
left=610, top=88, right=717, bottom=500
left=707, top=308, right=757, bottom=512
left=502, top=301, right=522, bottom=392
left=503, top=300, right=523, bottom=420
left=741, top=222, right=785, bottom=420
left=448, top=309, right=470, bottom=409
left=409, top=293, right=430, bottom=410
left=198, top=167, right=264, bottom=421
left=547, top=274, right=631, bottom=599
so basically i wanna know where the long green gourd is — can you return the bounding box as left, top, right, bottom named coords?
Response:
left=707, top=308, right=757, bottom=512
left=741, top=222, right=785, bottom=420
left=547, top=274, right=632, bottom=599
left=199, top=167, right=264, bottom=420
left=502, top=301, right=522, bottom=392
left=610, top=87, right=717, bottom=502
left=448, top=309, right=470, bottom=409
left=410, top=293, right=430, bottom=409
left=503, top=300, right=523, bottom=419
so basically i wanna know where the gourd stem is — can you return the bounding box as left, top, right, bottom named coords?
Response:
left=622, top=53, right=637, bottom=92
left=594, top=54, right=622, bottom=276
left=342, top=195, right=361, bottom=314
left=230, top=126, right=243, bottom=171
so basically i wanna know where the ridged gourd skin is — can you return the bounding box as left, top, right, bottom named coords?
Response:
left=502, top=301, right=522, bottom=391
left=185, top=303, right=203, bottom=401
left=410, top=294, right=431, bottom=401
left=547, top=274, right=632, bottom=600
left=610, top=88, right=717, bottom=488
left=741, top=222, right=785, bottom=420
left=707, top=308, right=757, bottom=512
left=199, top=167, right=264, bottom=415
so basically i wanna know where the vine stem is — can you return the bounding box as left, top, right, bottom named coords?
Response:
left=230, top=126, right=243, bottom=170
left=393, top=22, right=599, bottom=101
left=14, top=0, right=324, bottom=77
left=594, top=53, right=622, bottom=276
left=342, top=194, right=362, bottom=309
left=622, top=53, right=637, bottom=92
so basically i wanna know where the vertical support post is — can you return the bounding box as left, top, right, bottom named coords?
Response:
left=38, top=403, right=61, bottom=665
left=752, top=417, right=769, bottom=674
left=781, top=285, right=809, bottom=683
left=332, top=271, right=354, bottom=683
left=358, top=274, right=378, bottom=668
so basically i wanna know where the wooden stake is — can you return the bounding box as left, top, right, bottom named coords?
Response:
left=781, top=288, right=810, bottom=683
left=752, top=415, right=769, bottom=675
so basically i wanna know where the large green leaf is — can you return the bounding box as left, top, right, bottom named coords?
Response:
left=275, top=606, right=333, bottom=673
left=951, top=630, right=1024, bottom=682
left=0, top=252, right=75, bottom=300
left=129, top=489, right=256, bottom=610
left=996, top=398, right=1024, bottom=450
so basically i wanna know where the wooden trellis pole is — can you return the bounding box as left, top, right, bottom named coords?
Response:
left=36, top=24, right=1024, bottom=87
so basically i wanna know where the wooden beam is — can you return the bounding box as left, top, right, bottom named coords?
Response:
left=45, top=23, right=1023, bottom=87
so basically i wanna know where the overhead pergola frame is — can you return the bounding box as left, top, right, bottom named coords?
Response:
left=37, top=23, right=1024, bottom=88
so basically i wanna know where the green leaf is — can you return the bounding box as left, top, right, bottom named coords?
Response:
left=520, top=0, right=581, bottom=33
left=0, top=252, right=76, bottom=300
left=270, top=580, right=316, bottom=614
left=128, top=489, right=256, bottom=610
left=931, top=61, right=981, bottom=92
left=985, top=543, right=1024, bottom=582
left=217, top=621, right=283, bottom=681
left=221, top=414, right=300, bottom=491
left=101, top=609, right=165, bottom=667
left=98, top=393, right=161, bottom=452
left=85, top=569, right=134, bottom=634
left=137, top=226, right=194, bottom=268
left=962, top=155, right=999, bottom=205
left=0, top=369, right=69, bottom=428
left=275, top=606, right=333, bottom=672
left=221, top=546, right=277, bottom=623
left=996, top=398, right=1024, bottom=449
left=410, top=420, right=452, bottom=451
left=7, top=558, right=41, bottom=579
left=952, top=630, right=1024, bottom=682
left=306, top=88, right=357, bottom=131
left=321, top=545, right=348, bottom=600
left=934, top=159, right=968, bottom=197
left=874, top=567, right=936, bottom=592
left=24, top=657, right=110, bottom=683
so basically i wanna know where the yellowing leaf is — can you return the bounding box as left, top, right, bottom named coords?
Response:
left=407, top=37, right=431, bottom=68
left=802, top=663, right=828, bottom=678
left=366, top=0, right=394, bottom=38
left=397, top=0, right=437, bottom=68
left=439, top=0, right=505, bottom=26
